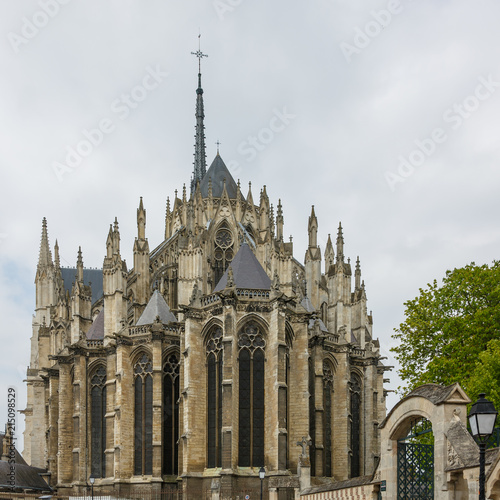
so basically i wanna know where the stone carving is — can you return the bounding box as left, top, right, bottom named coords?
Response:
left=447, top=441, right=464, bottom=468
left=297, top=435, right=312, bottom=466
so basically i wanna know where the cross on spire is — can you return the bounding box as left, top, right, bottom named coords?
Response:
left=216, top=140, right=221, bottom=155
left=191, top=33, right=208, bottom=74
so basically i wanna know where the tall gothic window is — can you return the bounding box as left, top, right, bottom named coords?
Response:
left=163, top=353, right=180, bottom=475
left=214, top=224, right=234, bottom=286
left=91, top=365, right=106, bottom=478
left=323, top=361, right=334, bottom=477
left=134, top=354, right=153, bottom=475
left=350, top=372, right=362, bottom=478
left=308, top=358, right=316, bottom=476
left=238, top=322, right=265, bottom=467
left=207, top=326, right=223, bottom=468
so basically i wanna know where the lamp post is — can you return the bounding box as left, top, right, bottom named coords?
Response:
left=89, top=475, right=95, bottom=500
left=468, top=393, right=498, bottom=500
left=259, top=466, right=265, bottom=500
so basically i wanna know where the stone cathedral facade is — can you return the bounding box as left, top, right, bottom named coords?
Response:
left=23, top=63, right=389, bottom=498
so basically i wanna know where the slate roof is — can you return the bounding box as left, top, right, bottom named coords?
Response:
left=0, top=462, right=51, bottom=492
left=199, top=154, right=240, bottom=199
left=0, top=433, right=50, bottom=492
left=61, top=267, right=103, bottom=305
left=87, top=308, right=104, bottom=339
left=136, top=290, right=177, bottom=325
left=214, top=243, right=271, bottom=292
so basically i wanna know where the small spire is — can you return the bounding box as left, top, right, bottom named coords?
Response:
left=54, top=240, right=60, bottom=269
left=37, top=217, right=53, bottom=269
left=308, top=206, right=318, bottom=248
left=77, top=246, right=84, bottom=282
left=137, top=197, right=146, bottom=240
left=336, top=222, right=344, bottom=262
left=355, top=256, right=361, bottom=290
left=166, top=197, right=171, bottom=216
left=183, top=184, right=187, bottom=203
left=276, top=199, right=284, bottom=242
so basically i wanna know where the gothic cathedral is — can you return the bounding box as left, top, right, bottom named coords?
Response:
left=23, top=57, right=389, bottom=498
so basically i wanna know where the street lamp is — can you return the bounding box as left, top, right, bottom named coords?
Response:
left=259, top=466, right=265, bottom=500
left=89, top=475, right=95, bottom=500
left=468, top=393, right=498, bottom=500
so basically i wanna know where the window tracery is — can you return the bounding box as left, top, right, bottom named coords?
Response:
left=134, top=354, right=153, bottom=475
left=214, top=224, right=234, bottom=286
left=163, top=353, right=179, bottom=475
left=91, top=365, right=106, bottom=478
left=238, top=322, right=265, bottom=467
left=207, top=327, right=223, bottom=468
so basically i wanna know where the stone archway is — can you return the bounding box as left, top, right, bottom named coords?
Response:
left=379, top=383, right=471, bottom=500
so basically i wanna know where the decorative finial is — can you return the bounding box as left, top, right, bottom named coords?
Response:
left=191, top=33, right=208, bottom=76
left=216, top=140, right=221, bottom=155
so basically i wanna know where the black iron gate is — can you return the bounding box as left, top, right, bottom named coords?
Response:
left=397, top=442, right=434, bottom=498
left=397, top=419, right=434, bottom=499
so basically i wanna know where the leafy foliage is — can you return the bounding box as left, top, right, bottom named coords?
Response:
left=392, top=261, right=500, bottom=397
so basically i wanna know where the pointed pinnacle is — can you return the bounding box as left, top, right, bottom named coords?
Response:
left=38, top=217, right=52, bottom=268
left=139, top=196, right=144, bottom=211
left=356, top=256, right=360, bottom=271
left=113, top=217, right=119, bottom=232
left=54, top=240, right=60, bottom=269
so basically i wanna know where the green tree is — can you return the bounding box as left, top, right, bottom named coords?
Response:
left=468, top=339, right=500, bottom=415
left=391, top=261, right=500, bottom=396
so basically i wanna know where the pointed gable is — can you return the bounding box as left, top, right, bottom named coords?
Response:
left=199, top=155, right=239, bottom=199
left=137, top=290, right=177, bottom=325
left=214, top=243, right=271, bottom=292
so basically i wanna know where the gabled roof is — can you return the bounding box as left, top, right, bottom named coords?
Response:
left=199, top=154, right=239, bottom=199
left=137, top=290, right=177, bottom=325
left=61, top=267, right=103, bottom=305
left=87, top=309, right=104, bottom=339
left=214, top=243, right=271, bottom=292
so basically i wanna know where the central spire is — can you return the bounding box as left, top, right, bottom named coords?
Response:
left=191, top=34, right=208, bottom=194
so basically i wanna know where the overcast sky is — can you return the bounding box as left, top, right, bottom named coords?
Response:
left=1, top=1, right=500, bottom=453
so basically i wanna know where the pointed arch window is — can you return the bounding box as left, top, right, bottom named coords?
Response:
left=350, top=372, right=362, bottom=478
left=323, top=361, right=334, bottom=477
left=163, top=353, right=180, bottom=475
left=207, top=326, right=223, bottom=468
left=238, top=322, right=265, bottom=467
left=91, top=365, right=106, bottom=478
left=214, top=224, right=234, bottom=286
left=134, top=354, right=153, bottom=475
left=308, top=358, right=316, bottom=476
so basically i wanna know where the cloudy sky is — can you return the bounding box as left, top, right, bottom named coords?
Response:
left=1, top=0, right=500, bottom=451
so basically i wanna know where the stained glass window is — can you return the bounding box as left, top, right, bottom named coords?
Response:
left=308, top=358, right=316, bottom=476
left=91, top=365, right=106, bottom=478
left=323, top=361, right=334, bottom=477
left=350, top=372, right=362, bottom=478
left=214, top=224, right=234, bottom=286
left=238, top=322, right=266, bottom=467
left=207, top=327, right=223, bottom=468
left=163, top=353, right=179, bottom=475
left=134, top=354, right=153, bottom=475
